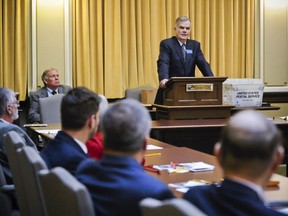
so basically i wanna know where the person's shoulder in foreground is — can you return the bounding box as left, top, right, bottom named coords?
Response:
left=28, top=67, right=72, bottom=123
left=76, top=98, right=174, bottom=216
left=0, top=87, right=37, bottom=183
left=184, top=110, right=286, bottom=216
left=40, top=87, right=100, bottom=175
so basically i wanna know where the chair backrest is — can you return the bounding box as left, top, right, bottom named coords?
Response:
left=3, top=131, right=28, bottom=216
left=17, top=146, right=48, bottom=216
left=0, top=162, right=6, bottom=187
left=125, top=86, right=156, bottom=102
left=39, top=167, right=95, bottom=216
left=139, top=198, right=207, bottom=216
left=4, top=131, right=47, bottom=216
left=39, top=94, right=64, bottom=124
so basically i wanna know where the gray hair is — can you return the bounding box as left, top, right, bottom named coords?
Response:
left=41, top=68, right=58, bottom=85
left=101, top=98, right=151, bottom=153
left=219, top=110, right=282, bottom=177
left=175, top=16, right=191, bottom=27
left=0, top=87, right=15, bottom=117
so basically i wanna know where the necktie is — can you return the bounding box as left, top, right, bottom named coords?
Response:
left=182, top=44, right=186, bottom=61
left=52, top=90, right=57, bottom=95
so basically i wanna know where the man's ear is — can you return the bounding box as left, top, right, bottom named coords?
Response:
left=271, top=146, right=285, bottom=173
left=214, top=142, right=223, bottom=165
left=6, top=105, right=12, bottom=115
left=142, top=136, right=148, bottom=150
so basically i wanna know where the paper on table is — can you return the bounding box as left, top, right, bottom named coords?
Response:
left=169, top=180, right=211, bottom=193
left=35, top=129, right=59, bottom=137
left=146, top=144, right=163, bottom=150
left=153, top=162, right=214, bottom=173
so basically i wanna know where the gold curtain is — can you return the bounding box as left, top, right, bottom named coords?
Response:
left=72, top=0, right=254, bottom=98
left=0, top=0, right=28, bottom=101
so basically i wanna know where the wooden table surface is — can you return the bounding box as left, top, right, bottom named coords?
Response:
left=28, top=123, right=288, bottom=202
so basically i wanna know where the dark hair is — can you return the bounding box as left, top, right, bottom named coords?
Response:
left=61, top=87, right=100, bottom=130
left=101, top=99, right=151, bottom=154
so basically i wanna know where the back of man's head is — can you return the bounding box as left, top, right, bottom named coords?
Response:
left=61, top=87, right=100, bottom=130
left=0, top=87, right=14, bottom=117
left=218, top=110, right=283, bottom=177
left=101, top=99, right=151, bottom=154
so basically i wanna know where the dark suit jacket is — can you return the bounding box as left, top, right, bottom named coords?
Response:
left=155, top=36, right=214, bottom=104
left=76, top=155, right=174, bottom=216
left=0, top=119, right=37, bottom=183
left=28, top=85, right=71, bottom=123
left=40, top=131, right=88, bottom=175
left=183, top=179, right=286, bottom=216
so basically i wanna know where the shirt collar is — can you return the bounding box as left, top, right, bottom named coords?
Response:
left=177, top=39, right=186, bottom=46
left=46, top=87, right=58, bottom=96
left=227, top=176, right=267, bottom=204
left=0, top=118, right=9, bottom=123
left=73, top=137, right=88, bottom=154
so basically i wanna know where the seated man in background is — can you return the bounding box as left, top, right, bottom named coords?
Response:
left=40, top=87, right=100, bottom=175
left=184, top=110, right=286, bottom=216
left=76, top=99, right=174, bottom=216
left=0, top=87, right=37, bottom=183
left=28, top=68, right=71, bottom=123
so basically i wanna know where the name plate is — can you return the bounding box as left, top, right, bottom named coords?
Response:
left=186, top=83, right=213, bottom=92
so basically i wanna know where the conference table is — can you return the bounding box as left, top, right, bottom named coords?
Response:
left=150, top=118, right=288, bottom=175
left=28, top=124, right=288, bottom=205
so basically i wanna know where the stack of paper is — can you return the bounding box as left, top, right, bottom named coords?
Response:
left=153, top=161, right=214, bottom=173
left=169, top=179, right=211, bottom=193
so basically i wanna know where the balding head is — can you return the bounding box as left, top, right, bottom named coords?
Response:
left=217, top=110, right=283, bottom=178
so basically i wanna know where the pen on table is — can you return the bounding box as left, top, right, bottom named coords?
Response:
left=144, top=153, right=161, bottom=157
left=266, top=180, right=280, bottom=187
left=144, top=165, right=160, bottom=175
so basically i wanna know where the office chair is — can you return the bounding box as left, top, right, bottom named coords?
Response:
left=125, top=86, right=156, bottom=103
left=39, top=167, right=95, bottom=216
left=39, top=94, right=64, bottom=124
left=0, top=163, right=18, bottom=216
left=139, top=197, right=207, bottom=216
left=4, top=131, right=47, bottom=216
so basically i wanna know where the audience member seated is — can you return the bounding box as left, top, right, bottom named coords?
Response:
left=184, top=110, right=286, bottom=216
left=86, top=94, right=108, bottom=160
left=28, top=67, right=72, bottom=123
left=0, top=87, right=37, bottom=183
left=76, top=99, right=174, bottom=216
left=40, top=87, right=100, bottom=175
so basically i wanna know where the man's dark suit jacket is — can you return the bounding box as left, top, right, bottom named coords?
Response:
left=155, top=36, right=214, bottom=104
left=76, top=155, right=174, bottom=216
left=28, top=85, right=71, bottom=123
left=40, top=131, right=88, bottom=176
left=183, top=179, right=286, bottom=216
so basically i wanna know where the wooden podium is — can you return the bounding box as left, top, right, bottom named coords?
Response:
left=153, top=77, right=234, bottom=120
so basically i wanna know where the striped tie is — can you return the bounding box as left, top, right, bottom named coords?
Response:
left=182, top=44, right=186, bottom=61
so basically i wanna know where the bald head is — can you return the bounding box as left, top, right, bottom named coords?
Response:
left=218, top=110, right=283, bottom=177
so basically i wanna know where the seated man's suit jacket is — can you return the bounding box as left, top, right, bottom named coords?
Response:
left=183, top=179, right=286, bottom=216
left=155, top=36, right=214, bottom=104
left=76, top=155, right=174, bottom=216
left=0, top=119, right=37, bottom=183
left=28, top=85, right=71, bottom=123
left=40, top=131, right=88, bottom=175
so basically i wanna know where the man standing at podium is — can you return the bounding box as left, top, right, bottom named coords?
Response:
left=154, top=16, right=214, bottom=104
